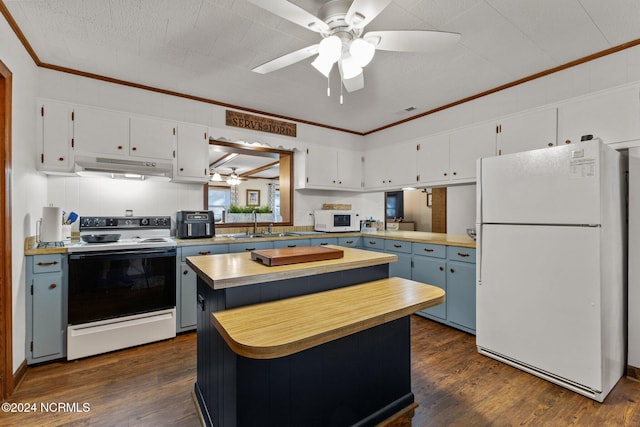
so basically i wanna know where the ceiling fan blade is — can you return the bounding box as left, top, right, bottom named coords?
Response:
left=252, top=44, right=319, bottom=74
left=247, top=0, right=329, bottom=33
left=345, top=0, right=393, bottom=28
left=365, top=30, right=461, bottom=52
left=342, top=72, right=364, bottom=93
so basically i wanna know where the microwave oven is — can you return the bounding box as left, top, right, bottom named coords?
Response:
left=314, top=210, right=360, bottom=232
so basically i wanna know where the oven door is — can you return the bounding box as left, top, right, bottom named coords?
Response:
left=68, top=247, right=176, bottom=325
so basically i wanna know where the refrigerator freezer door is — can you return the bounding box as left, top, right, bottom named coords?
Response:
left=477, top=224, right=602, bottom=391
left=480, top=141, right=601, bottom=225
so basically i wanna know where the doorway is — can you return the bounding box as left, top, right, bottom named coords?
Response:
left=0, top=59, right=13, bottom=399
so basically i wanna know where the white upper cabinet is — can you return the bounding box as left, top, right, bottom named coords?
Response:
left=416, top=134, right=449, bottom=184
left=497, top=108, right=557, bottom=156
left=558, top=87, right=640, bottom=146
left=175, top=123, right=209, bottom=182
left=299, top=146, right=362, bottom=191
left=129, top=116, right=176, bottom=160
left=72, top=106, right=130, bottom=157
left=38, top=100, right=73, bottom=172
left=364, top=141, right=417, bottom=190
left=449, top=122, right=496, bottom=182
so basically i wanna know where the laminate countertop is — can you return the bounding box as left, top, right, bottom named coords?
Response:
left=212, top=276, right=445, bottom=359
left=186, top=245, right=397, bottom=290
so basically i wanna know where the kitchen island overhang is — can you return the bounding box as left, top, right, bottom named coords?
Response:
left=188, top=246, right=445, bottom=427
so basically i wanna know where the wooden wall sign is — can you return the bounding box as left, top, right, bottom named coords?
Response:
left=226, top=110, right=296, bottom=137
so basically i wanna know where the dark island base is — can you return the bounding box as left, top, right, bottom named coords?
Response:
left=195, top=264, right=417, bottom=427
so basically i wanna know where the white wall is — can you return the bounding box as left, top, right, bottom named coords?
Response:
left=0, top=14, right=44, bottom=372
left=446, top=185, right=476, bottom=236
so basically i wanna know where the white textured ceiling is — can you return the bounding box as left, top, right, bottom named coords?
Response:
left=4, top=0, right=640, bottom=133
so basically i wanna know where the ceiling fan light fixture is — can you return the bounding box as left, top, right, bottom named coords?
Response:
left=350, top=38, right=375, bottom=67
left=226, top=168, right=241, bottom=186
left=318, top=35, right=342, bottom=64
left=312, top=56, right=333, bottom=78
left=211, top=171, right=222, bottom=181
left=340, top=57, right=363, bottom=80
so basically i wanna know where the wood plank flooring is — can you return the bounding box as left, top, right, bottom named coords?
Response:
left=3, top=316, right=640, bottom=426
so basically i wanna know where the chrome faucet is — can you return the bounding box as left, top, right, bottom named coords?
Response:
left=253, top=209, right=258, bottom=235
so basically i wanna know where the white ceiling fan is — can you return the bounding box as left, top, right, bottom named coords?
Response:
left=248, top=0, right=461, bottom=99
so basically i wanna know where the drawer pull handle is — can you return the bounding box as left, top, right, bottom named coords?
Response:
left=393, top=244, right=402, bottom=248
left=368, top=241, right=377, bottom=245
left=245, top=248, right=255, bottom=251
left=320, top=243, right=328, bottom=246
left=37, top=261, right=59, bottom=267
left=287, top=245, right=297, bottom=248
left=457, top=252, right=470, bottom=257
left=48, top=283, right=57, bottom=290
left=424, top=248, right=434, bottom=253
left=198, top=251, right=211, bottom=255
left=345, top=240, right=353, bottom=244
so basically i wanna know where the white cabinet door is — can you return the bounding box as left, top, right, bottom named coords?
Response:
left=558, top=87, right=640, bottom=145
left=305, top=146, right=338, bottom=187
left=175, top=123, right=208, bottom=181
left=416, top=134, right=449, bottom=184
left=450, top=122, right=496, bottom=181
left=497, top=108, right=557, bottom=155
left=336, top=150, right=362, bottom=190
left=38, top=100, right=73, bottom=172
left=73, top=106, right=130, bottom=156
left=363, top=146, right=387, bottom=189
left=130, top=116, right=176, bottom=160
left=387, top=140, right=418, bottom=187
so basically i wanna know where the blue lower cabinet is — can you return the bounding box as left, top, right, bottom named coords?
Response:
left=178, top=244, right=228, bottom=332
left=412, top=255, right=446, bottom=321
left=26, top=254, right=67, bottom=364
left=389, top=252, right=412, bottom=279
left=446, top=260, right=476, bottom=333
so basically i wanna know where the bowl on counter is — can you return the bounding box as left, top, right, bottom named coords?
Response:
left=466, top=228, right=476, bottom=240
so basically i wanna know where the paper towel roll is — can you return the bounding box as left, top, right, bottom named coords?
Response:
left=41, top=206, right=62, bottom=243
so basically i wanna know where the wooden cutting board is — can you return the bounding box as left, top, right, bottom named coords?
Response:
left=251, top=246, right=344, bottom=266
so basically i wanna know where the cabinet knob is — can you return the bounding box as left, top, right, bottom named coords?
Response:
left=548, top=142, right=554, bottom=147
left=132, top=146, right=137, bottom=151
left=444, top=172, right=448, bottom=176
left=338, top=181, right=342, bottom=184
left=49, top=283, right=57, bottom=290
left=180, top=168, right=184, bottom=171
left=117, top=145, right=123, bottom=150
left=565, top=139, right=571, bottom=144
left=58, top=157, right=64, bottom=161
left=183, top=270, right=189, bottom=275
left=439, top=266, right=444, bottom=271
left=453, top=172, right=457, bottom=176
left=450, top=268, right=455, bottom=273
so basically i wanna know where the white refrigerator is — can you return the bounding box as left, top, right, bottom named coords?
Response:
left=476, top=139, right=626, bottom=402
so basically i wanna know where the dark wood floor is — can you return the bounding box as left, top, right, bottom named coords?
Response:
left=4, top=316, right=640, bottom=426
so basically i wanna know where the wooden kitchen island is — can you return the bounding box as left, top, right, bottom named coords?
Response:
left=187, top=246, right=445, bottom=427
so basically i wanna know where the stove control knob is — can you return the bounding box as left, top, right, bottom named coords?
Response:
left=125, top=219, right=133, bottom=226
left=140, top=218, right=150, bottom=226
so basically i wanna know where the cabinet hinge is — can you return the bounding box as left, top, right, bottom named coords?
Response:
left=416, top=174, right=420, bottom=181
left=71, top=111, right=75, bottom=121
left=40, top=153, right=44, bottom=164
left=411, top=260, right=414, bottom=268
left=30, top=341, right=33, bottom=352
left=71, top=138, right=75, bottom=148
left=498, top=149, right=502, bottom=156
left=40, top=106, right=44, bottom=117
left=306, top=177, right=309, bottom=183
left=306, top=148, right=309, bottom=155
left=496, top=125, right=499, bottom=134
left=417, top=143, right=420, bottom=151
left=30, top=284, right=33, bottom=295
left=173, top=128, right=176, bottom=136
left=173, top=150, right=176, bottom=158
left=204, top=132, right=207, bottom=140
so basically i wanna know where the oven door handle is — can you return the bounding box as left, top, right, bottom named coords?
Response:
left=69, top=248, right=176, bottom=260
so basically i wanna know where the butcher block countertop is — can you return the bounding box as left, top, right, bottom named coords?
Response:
left=186, top=245, right=397, bottom=290
left=211, top=276, right=445, bottom=359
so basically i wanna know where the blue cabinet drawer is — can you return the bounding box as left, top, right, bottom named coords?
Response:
left=181, top=244, right=228, bottom=261
left=363, top=237, right=385, bottom=249
left=229, top=241, right=273, bottom=253
left=273, top=239, right=311, bottom=248
left=412, top=243, right=446, bottom=258
left=338, top=236, right=361, bottom=248
left=32, top=254, right=63, bottom=274
left=310, top=237, right=338, bottom=246
left=384, top=239, right=412, bottom=254
left=447, top=246, right=476, bottom=263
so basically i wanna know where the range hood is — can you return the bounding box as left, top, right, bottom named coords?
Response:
left=74, top=155, right=173, bottom=181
